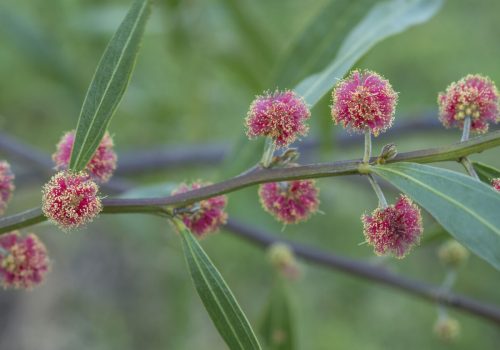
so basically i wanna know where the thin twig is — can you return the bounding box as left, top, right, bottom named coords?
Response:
left=225, top=219, right=500, bottom=325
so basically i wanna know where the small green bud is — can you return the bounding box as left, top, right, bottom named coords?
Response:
left=267, top=243, right=299, bottom=280
left=438, top=240, right=469, bottom=268
left=377, top=143, right=398, bottom=164
left=433, top=317, right=460, bottom=341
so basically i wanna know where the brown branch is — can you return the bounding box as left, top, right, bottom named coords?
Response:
left=225, top=219, right=500, bottom=325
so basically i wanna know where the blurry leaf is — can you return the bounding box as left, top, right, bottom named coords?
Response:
left=372, top=162, right=500, bottom=270
left=472, top=162, right=500, bottom=184
left=0, top=6, right=78, bottom=92
left=259, top=278, right=296, bottom=350
left=177, top=221, right=262, bottom=350
left=295, top=0, right=443, bottom=106
left=69, top=0, right=151, bottom=172
left=274, top=0, right=373, bottom=87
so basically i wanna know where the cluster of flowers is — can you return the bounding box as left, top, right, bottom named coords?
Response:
left=245, top=70, right=499, bottom=258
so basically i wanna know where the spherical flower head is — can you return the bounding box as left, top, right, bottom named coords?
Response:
left=331, top=70, right=398, bottom=136
left=438, top=239, right=469, bottom=268
left=0, top=161, right=15, bottom=215
left=246, top=90, right=311, bottom=148
left=259, top=179, right=320, bottom=225
left=42, top=171, right=102, bottom=230
left=0, top=231, right=50, bottom=289
left=492, top=178, right=500, bottom=192
left=438, top=74, right=499, bottom=133
left=268, top=243, right=300, bottom=280
left=172, top=182, right=228, bottom=238
left=362, top=195, right=423, bottom=258
left=52, top=131, right=117, bottom=183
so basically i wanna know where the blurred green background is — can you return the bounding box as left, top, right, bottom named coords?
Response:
left=0, top=0, right=499, bottom=349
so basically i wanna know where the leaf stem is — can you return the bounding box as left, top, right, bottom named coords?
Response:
left=367, top=174, right=388, bottom=208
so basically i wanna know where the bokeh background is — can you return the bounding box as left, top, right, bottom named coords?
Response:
left=0, top=0, right=499, bottom=349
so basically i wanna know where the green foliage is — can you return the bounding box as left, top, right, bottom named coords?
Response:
left=69, top=0, right=151, bottom=172
left=373, top=162, right=500, bottom=270
left=177, top=221, right=262, bottom=350
left=259, top=277, right=296, bottom=350
left=295, top=0, right=443, bottom=106
left=472, top=162, right=500, bottom=184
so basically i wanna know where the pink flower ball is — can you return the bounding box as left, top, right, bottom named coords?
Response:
left=362, top=195, right=423, bottom=258
left=42, top=171, right=102, bottom=230
left=259, top=179, right=320, bottom=224
left=53, top=131, right=117, bottom=183
left=0, top=231, right=50, bottom=289
left=0, top=161, right=14, bottom=215
left=492, top=178, right=500, bottom=192
left=331, top=70, right=398, bottom=136
left=172, top=182, right=228, bottom=237
left=438, top=74, right=499, bottom=133
left=246, top=90, right=311, bottom=148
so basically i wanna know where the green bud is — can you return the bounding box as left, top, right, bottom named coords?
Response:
left=438, top=240, right=469, bottom=268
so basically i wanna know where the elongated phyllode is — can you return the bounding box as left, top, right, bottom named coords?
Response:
left=438, top=74, right=499, bottom=133
left=172, top=181, right=228, bottom=238
left=0, top=231, right=50, bottom=289
left=259, top=179, right=320, bottom=225
left=246, top=89, right=311, bottom=148
left=42, top=171, right=102, bottom=230
left=492, top=178, right=500, bottom=191
left=331, top=70, right=398, bottom=136
left=53, top=131, right=117, bottom=183
left=0, top=161, right=14, bottom=215
left=362, top=195, right=423, bottom=258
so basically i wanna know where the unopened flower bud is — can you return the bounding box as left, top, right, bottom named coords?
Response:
left=438, top=240, right=469, bottom=268
left=268, top=243, right=299, bottom=279
left=377, top=143, right=397, bottom=164
left=433, top=317, right=460, bottom=342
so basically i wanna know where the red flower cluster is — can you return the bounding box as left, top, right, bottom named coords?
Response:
left=362, top=195, right=423, bottom=258
left=331, top=70, right=398, bottom=136
left=172, top=182, right=228, bottom=237
left=438, top=74, right=499, bottom=133
left=259, top=180, right=320, bottom=224
left=492, top=178, right=500, bottom=192
left=0, top=231, right=50, bottom=289
left=53, top=131, right=117, bottom=183
left=0, top=161, right=14, bottom=215
left=42, top=171, right=102, bottom=230
left=246, top=90, right=310, bottom=148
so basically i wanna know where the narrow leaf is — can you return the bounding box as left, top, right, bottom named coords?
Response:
left=176, top=221, right=262, bottom=350
left=472, top=162, right=500, bottom=184
left=372, top=162, right=500, bottom=269
left=259, top=278, right=296, bottom=350
left=295, top=0, right=443, bottom=106
left=69, top=0, right=151, bottom=171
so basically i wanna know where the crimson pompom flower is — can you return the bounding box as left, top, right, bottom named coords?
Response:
left=362, top=195, right=423, bottom=258
left=259, top=179, right=320, bottom=224
left=0, top=231, right=50, bottom=289
left=172, top=182, right=228, bottom=237
left=0, top=161, right=15, bottom=215
left=246, top=89, right=311, bottom=148
left=492, top=178, right=500, bottom=192
left=331, top=70, right=398, bottom=136
left=438, top=74, right=499, bottom=133
left=42, top=171, right=102, bottom=230
left=53, top=131, right=117, bottom=183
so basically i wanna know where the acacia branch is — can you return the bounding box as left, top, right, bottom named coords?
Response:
left=0, top=130, right=499, bottom=234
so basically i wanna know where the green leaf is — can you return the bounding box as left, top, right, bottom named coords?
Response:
left=177, top=221, right=262, bottom=350
left=372, top=162, right=500, bottom=270
left=295, top=0, right=443, bottom=106
left=259, top=278, right=296, bottom=350
left=472, top=162, right=500, bottom=184
left=69, top=0, right=151, bottom=171
left=274, top=0, right=374, bottom=88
